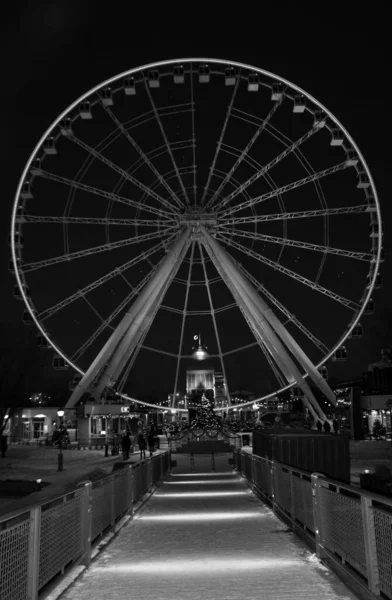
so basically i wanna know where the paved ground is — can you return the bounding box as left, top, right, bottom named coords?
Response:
left=0, top=438, right=170, bottom=516
left=58, top=454, right=358, bottom=600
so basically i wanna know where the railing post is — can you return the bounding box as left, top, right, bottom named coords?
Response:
left=80, top=482, right=92, bottom=567
left=311, top=473, right=326, bottom=560
left=110, top=474, right=115, bottom=530
left=211, top=452, right=215, bottom=471
left=270, top=461, right=276, bottom=512
left=26, top=506, right=41, bottom=600
left=289, top=470, right=296, bottom=522
left=190, top=452, right=195, bottom=471
left=361, top=495, right=380, bottom=595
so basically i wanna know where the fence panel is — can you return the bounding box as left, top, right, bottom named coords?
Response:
left=0, top=514, right=31, bottom=600
left=373, top=506, right=392, bottom=598
left=319, top=486, right=367, bottom=576
left=91, top=478, right=113, bottom=541
left=113, top=469, right=131, bottom=520
left=274, top=466, right=292, bottom=514
left=38, top=492, right=83, bottom=589
left=291, top=473, right=314, bottom=532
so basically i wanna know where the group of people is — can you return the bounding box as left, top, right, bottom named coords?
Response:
left=121, top=423, right=160, bottom=461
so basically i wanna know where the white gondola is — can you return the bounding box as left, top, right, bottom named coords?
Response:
left=248, top=73, right=259, bottom=92
left=349, top=323, right=363, bottom=339
left=318, top=366, right=328, bottom=379
left=271, top=82, right=283, bottom=100
left=199, top=65, right=210, bottom=83
left=365, top=194, right=376, bottom=212
left=15, top=206, right=26, bottom=223
left=364, top=298, right=375, bottom=314
left=9, top=232, right=24, bottom=248
left=225, top=67, right=236, bottom=86
left=22, top=309, right=35, bottom=325
left=69, top=373, right=83, bottom=391
left=357, top=172, right=370, bottom=189
left=374, top=272, right=382, bottom=289
left=20, top=182, right=33, bottom=200
left=293, top=95, right=306, bottom=113
left=52, top=355, right=69, bottom=370
left=60, top=118, right=73, bottom=136
left=369, top=222, right=381, bottom=237
left=79, top=102, right=92, bottom=119
left=148, top=70, right=160, bottom=88
left=330, top=129, right=344, bottom=146
left=345, top=148, right=359, bottom=166
left=332, top=346, right=347, bottom=362
left=14, top=283, right=30, bottom=299
left=100, top=88, right=114, bottom=106
left=43, top=137, right=57, bottom=155
left=123, top=77, right=136, bottom=95
left=37, top=334, right=50, bottom=349
left=30, top=158, right=42, bottom=176
left=313, top=110, right=326, bottom=127
left=173, top=65, right=184, bottom=84
left=8, top=258, right=20, bottom=273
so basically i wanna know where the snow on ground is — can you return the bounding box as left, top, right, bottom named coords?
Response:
left=59, top=454, right=359, bottom=600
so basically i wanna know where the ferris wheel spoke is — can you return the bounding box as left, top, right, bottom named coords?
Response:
left=217, top=232, right=360, bottom=311
left=23, top=215, right=172, bottom=227
left=66, top=133, right=179, bottom=215
left=101, top=103, right=184, bottom=210
left=206, top=94, right=285, bottom=210
left=201, top=74, right=241, bottom=207
left=39, top=170, right=171, bottom=219
left=219, top=228, right=373, bottom=262
left=71, top=266, right=159, bottom=362
left=22, top=228, right=178, bottom=273
left=214, top=123, right=322, bottom=213
left=232, top=258, right=329, bottom=354
left=171, top=241, right=195, bottom=405
left=36, top=234, right=177, bottom=321
left=189, top=65, right=197, bottom=205
left=218, top=204, right=369, bottom=225
left=199, top=241, right=231, bottom=404
left=220, top=161, right=349, bottom=218
left=144, top=81, right=191, bottom=207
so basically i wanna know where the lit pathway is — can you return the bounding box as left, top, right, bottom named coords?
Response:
left=60, top=454, right=358, bottom=600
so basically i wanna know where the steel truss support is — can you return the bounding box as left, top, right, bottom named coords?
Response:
left=65, top=228, right=191, bottom=409
left=200, top=227, right=334, bottom=419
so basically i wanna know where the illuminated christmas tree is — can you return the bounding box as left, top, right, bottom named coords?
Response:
left=190, top=393, right=221, bottom=429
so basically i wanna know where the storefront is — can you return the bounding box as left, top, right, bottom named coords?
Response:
left=9, top=408, right=60, bottom=442
left=77, top=404, right=149, bottom=444
left=360, top=395, right=392, bottom=438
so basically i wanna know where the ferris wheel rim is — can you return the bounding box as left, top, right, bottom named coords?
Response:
left=10, top=57, right=382, bottom=406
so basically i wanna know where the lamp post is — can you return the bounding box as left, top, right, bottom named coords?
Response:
left=57, top=409, right=64, bottom=471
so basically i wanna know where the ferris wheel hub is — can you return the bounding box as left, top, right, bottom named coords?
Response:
left=178, top=211, right=217, bottom=229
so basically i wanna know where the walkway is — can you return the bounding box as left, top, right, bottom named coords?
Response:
left=59, top=454, right=359, bottom=600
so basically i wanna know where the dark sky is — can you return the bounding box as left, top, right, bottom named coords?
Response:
left=0, top=9, right=388, bottom=403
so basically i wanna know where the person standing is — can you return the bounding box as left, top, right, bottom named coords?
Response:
left=332, top=418, right=340, bottom=434
left=316, top=420, right=323, bottom=432
left=323, top=420, right=331, bottom=433
left=147, top=428, right=155, bottom=456
left=121, top=432, right=131, bottom=460
left=138, top=431, right=147, bottom=460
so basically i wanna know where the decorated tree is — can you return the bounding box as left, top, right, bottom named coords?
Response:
left=190, top=393, right=221, bottom=429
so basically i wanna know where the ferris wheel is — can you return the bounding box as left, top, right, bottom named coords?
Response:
left=10, top=58, right=383, bottom=418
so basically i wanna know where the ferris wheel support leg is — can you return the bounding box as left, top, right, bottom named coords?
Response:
left=65, top=229, right=191, bottom=409
left=200, top=228, right=327, bottom=421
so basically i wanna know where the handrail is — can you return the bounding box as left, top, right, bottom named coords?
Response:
left=234, top=448, right=392, bottom=600
left=0, top=451, right=170, bottom=600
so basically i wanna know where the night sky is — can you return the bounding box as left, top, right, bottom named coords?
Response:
left=0, top=9, right=388, bottom=405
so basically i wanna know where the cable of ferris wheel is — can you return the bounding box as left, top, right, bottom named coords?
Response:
left=205, top=93, right=285, bottom=210
left=217, top=228, right=373, bottom=262
left=215, top=233, right=360, bottom=312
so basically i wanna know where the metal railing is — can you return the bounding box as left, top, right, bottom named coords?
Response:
left=170, top=426, right=241, bottom=451
left=0, top=451, right=170, bottom=600
left=234, top=449, right=392, bottom=599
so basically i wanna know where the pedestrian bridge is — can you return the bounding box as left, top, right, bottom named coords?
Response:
left=1, top=451, right=391, bottom=600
